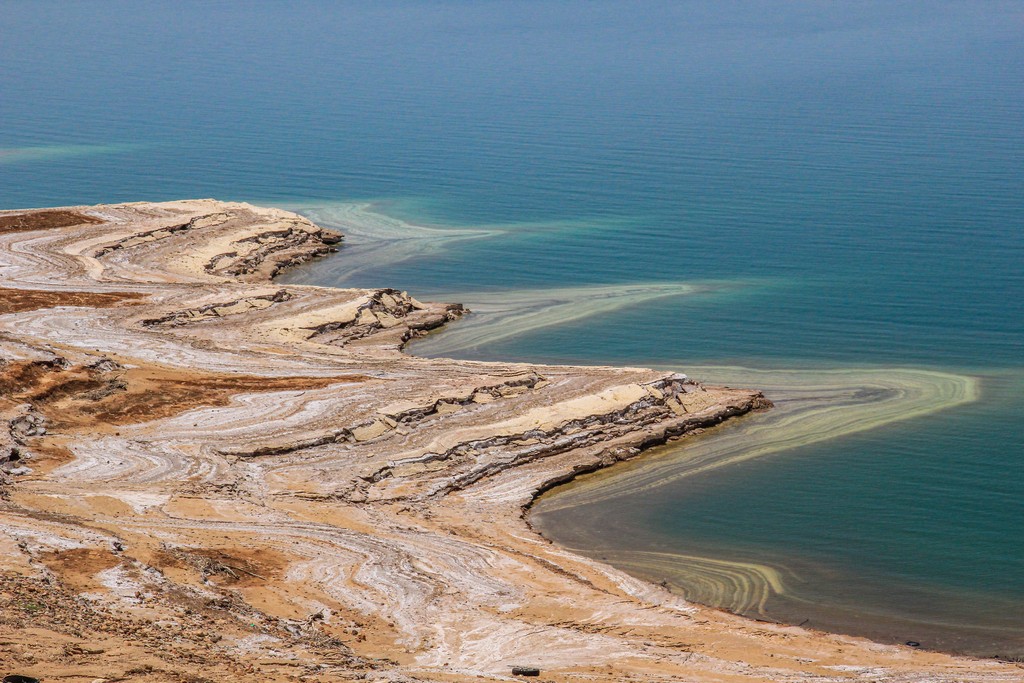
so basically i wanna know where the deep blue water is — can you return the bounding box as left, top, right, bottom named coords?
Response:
left=2, top=0, right=1022, bottom=656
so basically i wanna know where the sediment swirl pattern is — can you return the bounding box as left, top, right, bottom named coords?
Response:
left=0, top=200, right=1014, bottom=682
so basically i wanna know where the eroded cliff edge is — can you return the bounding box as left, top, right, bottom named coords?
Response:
left=0, top=200, right=1016, bottom=682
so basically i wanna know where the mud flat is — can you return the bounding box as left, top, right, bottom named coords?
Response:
left=0, top=200, right=1017, bottom=682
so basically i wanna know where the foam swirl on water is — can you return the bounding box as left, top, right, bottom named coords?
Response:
left=534, top=366, right=978, bottom=512
left=530, top=366, right=978, bottom=623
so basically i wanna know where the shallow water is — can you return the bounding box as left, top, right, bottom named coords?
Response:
left=288, top=211, right=1023, bottom=653
left=3, top=0, right=1022, bottom=657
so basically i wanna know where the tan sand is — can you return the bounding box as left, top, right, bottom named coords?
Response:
left=0, top=200, right=1018, bottom=682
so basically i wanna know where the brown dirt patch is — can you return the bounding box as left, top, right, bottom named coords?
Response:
left=53, top=367, right=362, bottom=429
left=17, top=441, right=75, bottom=477
left=0, top=358, right=73, bottom=402
left=38, top=547, right=122, bottom=592
left=0, top=209, right=103, bottom=234
left=0, top=358, right=364, bottom=430
left=155, top=545, right=290, bottom=587
left=0, top=288, right=145, bottom=314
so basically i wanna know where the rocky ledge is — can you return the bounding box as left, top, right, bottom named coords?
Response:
left=0, top=200, right=1016, bottom=682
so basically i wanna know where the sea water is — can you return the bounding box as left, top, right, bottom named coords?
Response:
left=2, top=0, right=1021, bottom=657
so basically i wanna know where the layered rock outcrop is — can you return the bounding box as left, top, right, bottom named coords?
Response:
left=0, top=200, right=1014, bottom=682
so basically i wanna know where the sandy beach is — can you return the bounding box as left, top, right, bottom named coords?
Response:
left=0, top=200, right=1019, bottom=682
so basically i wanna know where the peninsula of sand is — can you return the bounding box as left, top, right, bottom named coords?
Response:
left=0, top=200, right=1017, bottom=682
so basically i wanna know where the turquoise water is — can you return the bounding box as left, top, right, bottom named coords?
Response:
left=2, top=0, right=1022, bottom=657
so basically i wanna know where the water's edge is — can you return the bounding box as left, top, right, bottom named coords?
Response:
left=282, top=205, right=1017, bottom=660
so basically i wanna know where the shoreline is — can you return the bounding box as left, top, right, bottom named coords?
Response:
left=526, top=364, right=1017, bottom=661
left=288, top=203, right=1010, bottom=659
left=0, top=200, right=1019, bottom=682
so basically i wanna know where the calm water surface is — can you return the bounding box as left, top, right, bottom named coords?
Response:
left=2, top=0, right=1022, bottom=657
